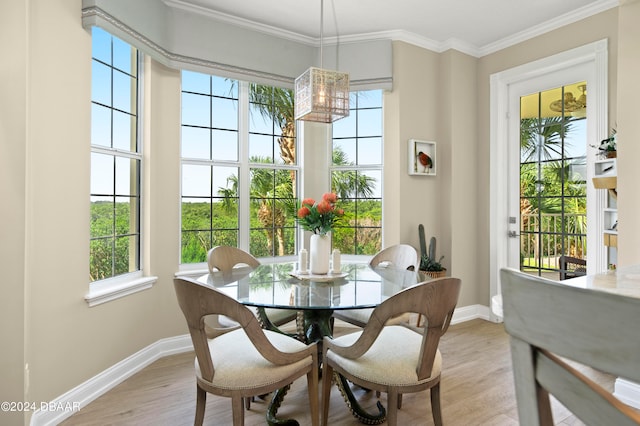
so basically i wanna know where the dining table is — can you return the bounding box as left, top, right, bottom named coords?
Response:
left=198, top=259, right=422, bottom=426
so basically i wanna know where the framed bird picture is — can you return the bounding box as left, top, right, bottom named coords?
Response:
left=408, top=139, right=436, bottom=176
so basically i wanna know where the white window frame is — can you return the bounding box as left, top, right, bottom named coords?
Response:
left=86, top=29, right=156, bottom=306
left=179, top=78, right=301, bottom=271
left=330, top=90, right=384, bottom=256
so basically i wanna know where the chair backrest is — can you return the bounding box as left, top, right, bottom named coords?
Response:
left=173, top=277, right=298, bottom=382
left=362, top=278, right=461, bottom=379
left=369, top=244, right=419, bottom=271
left=500, top=268, right=640, bottom=426
left=207, top=246, right=260, bottom=275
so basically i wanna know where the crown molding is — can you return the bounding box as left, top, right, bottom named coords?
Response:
left=159, top=0, right=619, bottom=58
left=478, top=0, right=619, bottom=56
left=163, top=0, right=316, bottom=45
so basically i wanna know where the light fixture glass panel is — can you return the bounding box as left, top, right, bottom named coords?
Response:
left=295, top=67, right=350, bottom=123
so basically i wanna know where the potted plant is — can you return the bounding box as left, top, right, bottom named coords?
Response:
left=419, top=253, right=446, bottom=279
left=417, top=230, right=447, bottom=279
left=592, top=128, right=617, bottom=158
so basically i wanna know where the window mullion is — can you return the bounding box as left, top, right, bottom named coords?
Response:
left=238, top=81, right=250, bottom=252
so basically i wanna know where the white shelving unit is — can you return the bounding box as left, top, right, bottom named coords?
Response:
left=593, top=158, right=617, bottom=248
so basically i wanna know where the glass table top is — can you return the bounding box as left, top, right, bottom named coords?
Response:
left=198, top=261, right=421, bottom=310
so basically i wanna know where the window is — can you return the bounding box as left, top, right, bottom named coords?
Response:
left=90, top=27, right=141, bottom=282
left=331, top=90, right=383, bottom=255
left=180, top=73, right=298, bottom=263
left=248, top=84, right=298, bottom=257
left=519, top=82, right=587, bottom=276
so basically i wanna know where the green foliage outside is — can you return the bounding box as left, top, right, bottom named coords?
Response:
left=519, top=115, right=587, bottom=264
left=91, top=82, right=383, bottom=280
left=90, top=201, right=139, bottom=281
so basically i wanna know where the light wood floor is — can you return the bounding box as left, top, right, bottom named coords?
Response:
left=61, top=319, right=614, bottom=425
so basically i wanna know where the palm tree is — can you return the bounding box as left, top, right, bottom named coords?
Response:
left=248, top=159, right=294, bottom=256
left=519, top=116, right=587, bottom=267
left=520, top=116, right=573, bottom=162
left=330, top=147, right=376, bottom=199
left=222, top=82, right=377, bottom=255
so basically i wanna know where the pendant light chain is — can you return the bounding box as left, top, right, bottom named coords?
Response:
left=320, top=0, right=324, bottom=70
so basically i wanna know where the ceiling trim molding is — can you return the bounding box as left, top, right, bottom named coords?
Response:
left=164, top=0, right=619, bottom=58
left=164, top=0, right=317, bottom=45
left=479, top=0, right=619, bottom=56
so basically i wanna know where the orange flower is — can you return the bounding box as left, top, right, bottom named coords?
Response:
left=296, top=192, right=345, bottom=235
left=297, top=206, right=311, bottom=218
left=322, top=192, right=337, bottom=203
left=316, top=200, right=332, bottom=214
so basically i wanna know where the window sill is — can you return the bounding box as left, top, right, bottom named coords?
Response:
left=85, top=274, right=158, bottom=307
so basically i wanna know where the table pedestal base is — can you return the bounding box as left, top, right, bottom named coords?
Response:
left=262, top=308, right=388, bottom=425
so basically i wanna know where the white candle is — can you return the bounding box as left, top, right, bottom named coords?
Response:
left=299, top=249, right=308, bottom=273
left=332, top=248, right=341, bottom=273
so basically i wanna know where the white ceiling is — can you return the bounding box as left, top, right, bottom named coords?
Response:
left=169, top=0, right=618, bottom=56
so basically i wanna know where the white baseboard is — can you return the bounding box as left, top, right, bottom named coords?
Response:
left=615, top=378, right=640, bottom=410
left=451, top=304, right=492, bottom=324
left=29, top=304, right=493, bottom=426
left=30, top=335, right=193, bottom=426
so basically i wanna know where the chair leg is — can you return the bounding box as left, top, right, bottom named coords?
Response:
left=386, top=388, right=399, bottom=426
left=244, top=396, right=251, bottom=410
left=397, top=393, right=403, bottom=409
left=195, top=385, right=206, bottom=426
left=321, top=366, right=334, bottom=426
left=308, top=368, right=320, bottom=426
left=231, top=395, right=244, bottom=426
left=430, top=383, right=443, bottom=426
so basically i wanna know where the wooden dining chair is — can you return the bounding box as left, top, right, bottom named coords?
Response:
left=174, top=277, right=319, bottom=426
left=500, top=267, right=640, bottom=426
left=322, top=277, right=461, bottom=426
left=207, top=246, right=298, bottom=330
left=332, top=244, right=419, bottom=328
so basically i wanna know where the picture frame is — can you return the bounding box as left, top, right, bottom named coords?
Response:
left=408, top=139, right=436, bottom=176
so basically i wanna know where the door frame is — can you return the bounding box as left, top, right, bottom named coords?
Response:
left=489, top=39, right=608, bottom=322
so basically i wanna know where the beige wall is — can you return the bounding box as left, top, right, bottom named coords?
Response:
left=441, top=50, right=479, bottom=307
left=0, top=1, right=186, bottom=423
left=385, top=43, right=441, bottom=251
left=0, top=1, right=28, bottom=424
left=2, top=2, right=635, bottom=423
left=616, top=0, right=640, bottom=266
left=384, top=44, right=478, bottom=308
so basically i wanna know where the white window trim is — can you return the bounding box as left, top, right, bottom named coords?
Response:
left=489, top=39, right=608, bottom=321
left=88, top=31, right=147, bottom=304
left=85, top=272, right=157, bottom=307
left=178, top=79, right=301, bottom=269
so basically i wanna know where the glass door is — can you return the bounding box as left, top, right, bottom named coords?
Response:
left=518, top=82, right=587, bottom=280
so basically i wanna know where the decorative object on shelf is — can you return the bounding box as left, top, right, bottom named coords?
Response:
left=294, top=0, right=349, bottom=123
left=590, top=128, right=616, bottom=158
left=297, top=192, right=345, bottom=274
left=408, top=139, right=436, bottom=175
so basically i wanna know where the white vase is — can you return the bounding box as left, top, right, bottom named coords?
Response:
left=309, top=233, right=331, bottom=274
